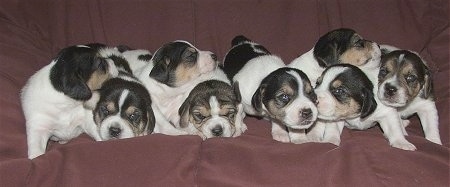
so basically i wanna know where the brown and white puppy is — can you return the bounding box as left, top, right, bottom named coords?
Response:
left=21, top=44, right=119, bottom=159
left=313, top=64, right=416, bottom=150
left=137, top=40, right=228, bottom=135
left=289, top=28, right=381, bottom=85
left=378, top=50, right=441, bottom=144
left=178, top=80, right=246, bottom=139
left=222, top=35, right=318, bottom=143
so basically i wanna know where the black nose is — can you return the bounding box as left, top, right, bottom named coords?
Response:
left=301, top=108, right=313, bottom=119
left=385, top=84, right=397, bottom=96
left=109, top=127, right=122, bottom=137
left=211, top=126, right=223, bottom=136
left=210, top=54, right=218, bottom=61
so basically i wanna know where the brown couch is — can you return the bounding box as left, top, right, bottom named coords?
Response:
left=1, top=0, right=448, bottom=186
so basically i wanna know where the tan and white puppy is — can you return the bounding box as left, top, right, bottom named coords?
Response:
left=222, top=35, right=318, bottom=143
left=21, top=44, right=119, bottom=159
left=314, top=64, right=416, bottom=151
left=178, top=80, right=246, bottom=139
left=289, top=28, right=381, bottom=85
left=378, top=49, right=441, bottom=144
left=137, top=40, right=228, bottom=135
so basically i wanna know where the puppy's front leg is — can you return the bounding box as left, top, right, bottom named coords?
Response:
left=152, top=106, right=188, bottom=136
left=379, top=112, right=416, bottom=151
left=288, top=128, right=308, bottom=144
left=233, top=104, right=248, bottom=137
left=322, top=121, right=345, bottom=146
left=27, top=124, right=51, bottom=159
left=417, top=103, right=441, bottom=145
left=271, top=121, right=290, bottom=143
left=306, top=120, right=326, bottom=142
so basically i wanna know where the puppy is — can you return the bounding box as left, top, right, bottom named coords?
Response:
left=21, top=44, right=119, bottom=159
left=289, top=28, right=381, bottom=85
left=313, top=64, right=416, bottom=150
left=222, top=35, right=318, bottom=143
left=178, top=80, right=246, bottom=139
left=378, top=50, right=441, bottom=144
left=137, top=40, right=227, bottom=135
left=90, top=73, right=155, bottom=140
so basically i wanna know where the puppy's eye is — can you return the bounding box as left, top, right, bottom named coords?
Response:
left=278, top=94, right=291, bottom=103
left=128, top=112, right=141, bottom=122
left=192, top=112, right=205, bottom=122
left=186, top=52, right=198, bottom=62
left=100, top=105, right=109, bottom=116
left=225, top=109, right=236, bottom=119
left=332, top=87, right=347, bottom=96
left=308, top=91, right=318, bottom=104
left=405, top=74, right=417, bottom=83
left=379, top=67, right=389, bottom=78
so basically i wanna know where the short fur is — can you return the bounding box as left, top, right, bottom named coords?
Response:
left=178, top=80, right=247, bottom=139
left=223, top=35, right=318, bottom=143
left=21, top=44, right=119, bottom=159
left=378, top=49, right=441, bottom=144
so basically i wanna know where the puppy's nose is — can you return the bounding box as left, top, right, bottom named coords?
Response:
left=210, top=53, right=218, bottom=61
left=109, top=127, right=122, bottom=137
left=211, top=125, right=223, bottom=136
left=301, top=108, right=313, bottom=119
left=385, top=84, right=397, bottom=96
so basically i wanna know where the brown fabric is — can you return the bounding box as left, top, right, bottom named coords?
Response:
left=0, top=0, right=448, bottom=186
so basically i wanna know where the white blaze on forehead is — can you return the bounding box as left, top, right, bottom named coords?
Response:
left=316, top=66, right=349, bottom=92
left=118, top=89, right=130, bottom=111
left=209, top=96, right=220, bottom=117
left=398, top=53, right=405, bottom=62
left=251, top=43, right=266, bottom=54
left=76, top=45, right=90, bottom=48
left=287, top=70, right=305, bottom=96
left=173, top=40, right=198, bottom=51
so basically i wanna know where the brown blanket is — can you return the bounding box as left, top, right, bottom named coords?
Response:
left=1, top=0, right=448, bottom=186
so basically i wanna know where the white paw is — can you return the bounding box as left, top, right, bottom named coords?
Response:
left=290, top=136, right=309, bottom=144
left=272, top=132, right=290, bottom=143
left=426, top=136, right=442, bottom=145
left=306, top=132, right=323, bottom=143
left=390, top=140, right=417, bottom=151
left=323, top=136, right=341, bottom=146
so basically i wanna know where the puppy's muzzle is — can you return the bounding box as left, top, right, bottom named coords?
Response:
left=384, top=83, right=397, bottom=97
left=300, top=108, right=313, bottom=120
left=109, top=126, right=122, bottom=138
left=211, top=125, right=223, bottom=137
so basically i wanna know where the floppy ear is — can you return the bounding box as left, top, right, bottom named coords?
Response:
left=360, top=87, right=377, bottom=119
left=149, top=48, right=170, bottom=84
left=178, top=99, right=191, bottom=128
left=233, top=82, right=242, bottom=103
left=146, top=105, right=156, bottom=134
left=421, top=68, right=433, bottom=99
left=50, top=62, right=92, bottom=100
left=251, top=84, right=266, bottom=113
left=314, top=42, right=339, bottom=67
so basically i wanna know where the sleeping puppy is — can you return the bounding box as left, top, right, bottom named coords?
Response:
left=21, top=44, right=119, bottom=159
left=378, top=50, right=441, bottom=144
left=222, top=35, right=318, bottom=143
left=288, top=28, right=381, bottom=85
left=90, top=73, right=155, bottom=140
left=137, top=40, right=227, bottom=134
left=178, top=80, right=246, bottom=139
left=313, top=64, right=416, bottom=150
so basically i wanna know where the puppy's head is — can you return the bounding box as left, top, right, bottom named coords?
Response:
left=252, top=68, right=318, bottom=129
left=50, top=44, right=118, bottom=101
left=93, top=78, right=155, bottom=140
left=315, top=64, right=377, bottom=120
left=149, top=41, right=218, bottom=87
left=178, top=80, right=242, bottom=139
left=313, top=28, right=381, bottom=68
left=378, top=50, right=433, bottom=107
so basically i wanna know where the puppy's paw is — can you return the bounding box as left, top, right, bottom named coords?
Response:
left=390, top=140, right=417, bottom=151
left=426, top=136, right=442, bottom=145
left=306, top=132, right=323, bottom=143
left=291, top=136, right=309, bottom=144
left=272, top=132, right=290, bottom=143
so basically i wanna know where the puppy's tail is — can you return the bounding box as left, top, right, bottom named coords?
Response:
left=231, top=35, right=251, bottom=46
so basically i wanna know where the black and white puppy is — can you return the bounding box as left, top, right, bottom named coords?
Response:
left=378, top=49, right=441, bottom=144
left=289, top=28, right=381, bottom=85
left=314, top=64, right=416, bottom=150
left=21, top=44, right=119, bottom=159
left=178, top=80, right=246, bottom=139
left=138, top=40, right=227, bottom=135
left=222, top=35, right=318, bottom=143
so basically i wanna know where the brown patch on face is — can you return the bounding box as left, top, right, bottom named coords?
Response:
left=124, top=106, right=146, bottom=135
left=332, top=80, right=342, bottom=88
left=265, top=84, right=295, bottom=122
left=333, top=98, right=361, bottom=119
left=339, top=34, right=376, bottom=66
left=87, top=70, right=113, bottom=91
left=174, top=62, right=201, bottom=87
left=94, top=102, right=116, bottom=126
left=399, top=62, right=422, bottom=100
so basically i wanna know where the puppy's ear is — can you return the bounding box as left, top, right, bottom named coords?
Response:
left=178, top=99, right=191, bottom=128
left=421, top=68, right=434, bottom=99
left=116, top=45, right=133, bottom=53
left=231, top=35, right=251, bottom=46
left=146, top=105, right=156, bottom=134
left=314, top=42, right=339, bottom=67
left=233, top=82, right=242, bottom=103
left=251, top=84, right=266, bottom=113
left=360, top=87, right=377, bottom=119
left=149, top=48, right=170, bottom=84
